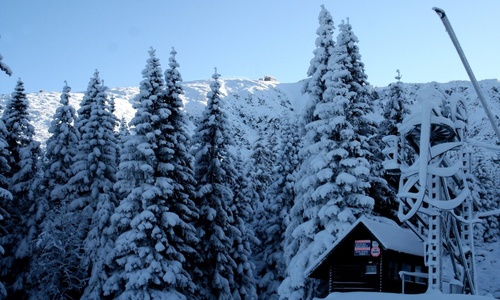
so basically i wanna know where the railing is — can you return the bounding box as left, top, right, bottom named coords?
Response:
left=399, top=271, right=428, bottom=294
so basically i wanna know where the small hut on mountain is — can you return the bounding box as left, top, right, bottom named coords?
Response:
left=305, top=216, right=428, bottom=298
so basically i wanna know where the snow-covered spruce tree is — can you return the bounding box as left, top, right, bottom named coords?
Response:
left=374, top=72, right=411, bottom=217
left=246, top=133, right=274, bottom=228
left=107, top=94, right=120, bottom=130
left=380, top=72, right=410, bottom=137
left=104, top=48, right=199, bottom=300
left=0, top=111, right=12, bottom=300
left=280, top=20, right=379, bottom=300
left=0, top=52, right=12, bottom=77
left=256, top=115, right=300, bottom=300
left=249, top=134, right=274, bottom=198
left=116, top=116, right=129, bottom=148
left=279, top=5, right=335, bottom=299
left=0, top=48, right=12, bottom=299
left=43, top=82, right=80, bottom=209
left=28, top=82, right=85, bottom=299
left=191, top=70, right=242, bottom=300
left=331, top=19, right=392, bottom=219
left=473, top=154, right=499, bottom=242
left=0, top=79, right=42, bottom=299
left=231, top=155, right=258, bottom=300
left=301, top=4, right=335, bottom=132
left=161, top=47, right=200, bottom=293
left=64, top=70, right=119, bottom=299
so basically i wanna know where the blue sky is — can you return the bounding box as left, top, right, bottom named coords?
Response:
left=1, top=0, right=499, bottom=93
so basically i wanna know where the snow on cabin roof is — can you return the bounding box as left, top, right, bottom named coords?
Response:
left=305, top=216, right=424, bottom=278
left=360, top=217, right=424, bottom=256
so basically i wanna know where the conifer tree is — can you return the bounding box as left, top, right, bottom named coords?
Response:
left=248, top=135, right=273, bottom=208
left=281, top=19, right=378, bottom=300
left=191, top=70, right=240, bottom=300
left=64, top=71, right=119, bottom=299
left=117, top=117, right=129, bottom=146
left=104, top=48, right=199, bottom=300
left=0, top=52, right=12, bottom=77
left=44, top=82, right=80, bottom=208
left=301, top=5, right=335, bottom=131
left=380, top=71, right=410, bottom=137
left=376, top=71, right=410, bottom=216
left=246, top=133, right=274, bottom=238
left=29, top=82, right=84, bottom=299
left=161, top=48, right=200, bottom=293
left=256, top=116, right=300, bottom=300
left=0, top=48, right=11, bottom=299
left=0, top=112, right=12, bottom=300
left=474, top=155, right=499, bottom=241
left=231, top=156, right=258, bottom=300
left=0, top=79, right=42, bottom=298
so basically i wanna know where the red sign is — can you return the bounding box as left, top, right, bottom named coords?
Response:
left=371, top=246, right=381, bottom=257
left=354, top=240, right=371, bottom=256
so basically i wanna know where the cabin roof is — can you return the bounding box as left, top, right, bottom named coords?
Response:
left=305, top=216, right=424, bottom=278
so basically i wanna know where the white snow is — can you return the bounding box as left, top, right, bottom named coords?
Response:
left=316, top=291, right=494, bottom=300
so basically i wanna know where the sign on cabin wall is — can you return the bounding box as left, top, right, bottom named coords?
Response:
left=354, top=239, right=382, bottom=257
left=354, top=239, right=371, bottom=256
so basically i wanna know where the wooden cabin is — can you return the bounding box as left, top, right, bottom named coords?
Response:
left=305, top=217, right=428, bottom=298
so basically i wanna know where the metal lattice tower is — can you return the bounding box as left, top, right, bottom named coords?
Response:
left=383, top=88, right=477, bottom=293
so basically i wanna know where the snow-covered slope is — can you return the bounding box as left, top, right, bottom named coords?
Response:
left=0, top=77, right=499, bottom=297
left=2, top=78, right=499, bottom=159
left=0, top=78, right=309, bottom=157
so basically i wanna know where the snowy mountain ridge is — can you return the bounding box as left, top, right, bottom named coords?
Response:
left=0, top=78, right=500, bottom=155
left=0, top=78, right=310, bottom=158
left=1, top=77, right=499, bottom=161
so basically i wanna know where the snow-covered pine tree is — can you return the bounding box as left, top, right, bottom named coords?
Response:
left=331, top=19, right=392, bottom=219
left=374, top=71, right=411, bottom=217
left=43, top=82, right=80, bottom=209
left=257, top=115, right=300, bottom=300
left=117, top=116, right=129, bottom=147
left=301, top=4, right=335, bottom=132
left=280, top=19, right=378, bottom=300
left=0, top=109, right=12, bottom=300
left=380, top=72, right=410, bottom=137
left=246, top=133, right=274, bottom=233
left=250, top=135, right=274, bottom=203
left=107, top=94, right=120, bottom=131
left=161, top=47, right=200, bottom=295
left=0, top=52, right=12, bottom=77
left=279, top=6, right=335, bottom=299
left=191, top=69, right=241, bottom=300
left=0, top=79, right=42, bottom=299
left=0, top=53, right=11, bottom=298
left=64, top=71, right=119, bottom=299
left=114, top=116, right=130, bottom=173
left=231, top=155, right=258, bottom=300
left=474, top=154, right=499, bottom=241
left=28, top=82, right=85, bottom=299
left=104, top=48, right=199, bottom=300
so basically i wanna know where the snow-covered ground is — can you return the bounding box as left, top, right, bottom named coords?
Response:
left=1, top=77, right=499, bottom=297
left=318, top=291, right=494, bottom=300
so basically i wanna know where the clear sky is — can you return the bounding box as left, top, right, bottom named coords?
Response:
left=1, top=0, right=499, bottom=93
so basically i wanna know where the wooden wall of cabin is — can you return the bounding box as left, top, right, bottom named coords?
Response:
left=313, top=224, right=428, bottom=295
left=326, top=225, right=382, bottom=292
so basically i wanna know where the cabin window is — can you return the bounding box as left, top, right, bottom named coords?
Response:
left=387, top=260, right=399, bottom=279
left=365, top=264, right=377, bottom=275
